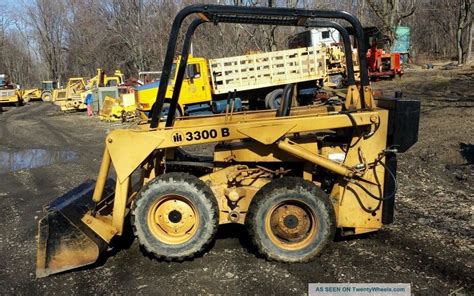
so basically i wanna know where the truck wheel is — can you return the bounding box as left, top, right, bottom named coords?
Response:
left=162, top=103, right=182, bottom=118
left=266, top=89, right=283, bottom=109
left=246, top=177, right=335, bottom=263
left=41, top=91, right=52, bottom=102
left=132, top=173, right=218, bottom=260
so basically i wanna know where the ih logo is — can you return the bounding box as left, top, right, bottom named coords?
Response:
left=171, top=132, right=184, bottom=143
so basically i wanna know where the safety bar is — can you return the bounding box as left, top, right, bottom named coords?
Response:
left=150, top=4, right=369, bottom=128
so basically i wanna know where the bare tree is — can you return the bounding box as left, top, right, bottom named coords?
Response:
left=0, top=0, right=471, bottom=86
left=25, top=0, right=68, bottom=81
left=456, top=0, right=473, bottom=64
left=0, top=3, right=40, bottom=86
left=366, top=0, right=417, bottom=42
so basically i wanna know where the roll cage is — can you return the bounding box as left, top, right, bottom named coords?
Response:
left=150, top=4, right=369, bottom=128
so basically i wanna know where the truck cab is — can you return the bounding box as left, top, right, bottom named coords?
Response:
left=42, top=81, right=58, bottom=91
left=135, top=55, right=212, bottom=115
left=0, top=74, right=23, bottom=107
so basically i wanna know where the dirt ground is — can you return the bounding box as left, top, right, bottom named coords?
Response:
left=0, top=67, right=472, bottom=295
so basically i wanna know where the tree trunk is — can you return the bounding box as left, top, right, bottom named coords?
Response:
left=457, top=26, right=464, bottom=64
left=466, top=22, right=473, bottom=63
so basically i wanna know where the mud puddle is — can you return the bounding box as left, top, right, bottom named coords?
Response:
left=0, top=148, right=77, bottom=173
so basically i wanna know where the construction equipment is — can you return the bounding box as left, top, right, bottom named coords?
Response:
left=52, top=69, right=124, bottom=112
left=138, top=71, right=162, bottom=84
left=136, top=44, right=327, bottom=114
left=52, top=77, right=87, bottom=111
left=0, top=74, right=23, bottom=109
left=36, top=5, right=420, bottom=278
left=99, top=94, right=137, bottom=122
left=288, top=28, right=347, bottom=88
left=22, top=81, right=59, bottom=102
left=353, top=27, right=403, bottom=80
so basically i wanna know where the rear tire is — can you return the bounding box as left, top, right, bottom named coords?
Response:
left=162, top=102, right=182, bottom=118
left=132, top=173, right=218, bottom=260
left=246, top=177, right=335, bottom=262
left=41, top=91, right=52, bottom=102
left=266, top=89, right=283, bottom=110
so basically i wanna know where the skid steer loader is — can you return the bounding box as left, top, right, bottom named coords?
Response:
left=36, top=4, right=420, bottom=278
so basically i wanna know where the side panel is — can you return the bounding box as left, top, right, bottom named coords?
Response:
left=209, top=46, right=327, bottom=94
left=331, top=109, right=389, bottom=231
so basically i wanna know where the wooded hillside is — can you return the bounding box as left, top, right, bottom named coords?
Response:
left=0, top=0, right=472, bottom=87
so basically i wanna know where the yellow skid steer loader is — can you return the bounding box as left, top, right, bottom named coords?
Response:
left=36, top=5, right=420, bottom=278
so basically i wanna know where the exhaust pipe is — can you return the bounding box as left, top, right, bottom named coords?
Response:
left=36, top=179, right=115, bottom=278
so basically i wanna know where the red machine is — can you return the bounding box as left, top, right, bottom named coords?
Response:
left=367, top=39, right=402, bottom=79
left=348, top=26, right=404, bottom=80
left=365, top=27, right=403, bottom=80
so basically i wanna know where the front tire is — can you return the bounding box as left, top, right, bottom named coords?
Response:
left=41, top=91, right=52, bottom=102
left=246, top=177, right=335, bottom=262
left=132, top=173, right=218, bottom=260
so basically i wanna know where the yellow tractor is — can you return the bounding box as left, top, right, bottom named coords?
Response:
left=0, top=74, right=24, bottom=109
left=52, top=77, right=88, bottom=111
left=36, top=5, right=420, bottom=278
left=52, top=69, right=124, bottom=112
left=22, top=81, right=59, bottom=102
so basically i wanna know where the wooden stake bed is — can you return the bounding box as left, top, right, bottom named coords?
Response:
left=209, top=46, right=327, bottom=94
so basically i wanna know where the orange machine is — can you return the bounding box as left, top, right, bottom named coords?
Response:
left=367, top=37, right=403, bottom=79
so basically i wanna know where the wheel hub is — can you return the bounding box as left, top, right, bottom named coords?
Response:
left=283, top=215, right=299, bottom=229
left=168, top=210, right=182, bottom=223
left=148, top=195, right=198, bottom=244
left=269, top=203, right=315, bottom=245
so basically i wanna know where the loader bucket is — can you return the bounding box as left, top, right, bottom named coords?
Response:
left=36, top=179, right=115, bottom=278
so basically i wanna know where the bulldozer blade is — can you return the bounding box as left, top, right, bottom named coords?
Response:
left=36, top=179, right=115, bottom=278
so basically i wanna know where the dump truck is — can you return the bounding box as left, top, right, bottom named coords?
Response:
left=22, top=80, right=59, bottom=102
left=36, top=5, right=420, bottom=278
left=136, top=45, right=328, bottom=114
left=53, top=69, right=124, bottom=112
left=0, top=74, right=23, bottom=110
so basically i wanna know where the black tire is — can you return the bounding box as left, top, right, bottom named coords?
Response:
left=329, top=74, right=344, bottom=89
left=246, top=177, right=336, bottom=263
left=162, top=102, right=182, bottom=118
left=264, top=91, right=273, bottom=109
left=132, top=172, right=218, bottom=260
left=41, top=91, right=52, bottom=102
left=266, top=89, right=283, bottom=110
